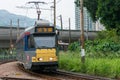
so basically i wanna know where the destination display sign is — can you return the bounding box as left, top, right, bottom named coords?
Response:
left=35, top=27, right=54, bottom=33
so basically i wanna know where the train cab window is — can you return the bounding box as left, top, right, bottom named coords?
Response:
left=28, top=35, right=35, bottom=49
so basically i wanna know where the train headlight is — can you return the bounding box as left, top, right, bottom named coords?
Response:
left=38, top=58, right=43, bottom=61
left=49, top=57, right=53, bottom=61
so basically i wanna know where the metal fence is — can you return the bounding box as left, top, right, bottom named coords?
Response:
left=0, top=49, right=16, bottom=61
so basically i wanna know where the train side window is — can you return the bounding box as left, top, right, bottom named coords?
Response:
left=28, top=35, right=35, bottom=49
left=17, top=39, right=24, bottom=50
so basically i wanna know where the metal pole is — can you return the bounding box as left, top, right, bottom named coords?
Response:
left=80, top=0, right=85, bottom=63
left=50, top=6, right=54, bottom=23
left=10, top=20, right=13, bottom=54
left=17, top=19, right=20, bottom=39
left=60, top=15, right=63, bottom=30
left=54, top=0, right=56, bottom=28
left=10, top=20, right=12, bottom=48
left=60, top=15, right=63, bottom=40
left=69, top=18, right=71, bottom=44
left=86, top=11, right=89, bottom=40
left=38, top=12, right=40, bottom=20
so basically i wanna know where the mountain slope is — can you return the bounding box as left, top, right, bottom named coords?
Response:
left=0, top=10, right=35, bottom=27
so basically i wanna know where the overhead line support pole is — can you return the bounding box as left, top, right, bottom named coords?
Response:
left=60, top=15, right=63, bottom=40
left=54, top=0, right=56, bottom=28
left=17, top=19, right=20, bottom=39
left=69, top=18, right=71, bottom=44
left=10, top=20, right=12, bottom=48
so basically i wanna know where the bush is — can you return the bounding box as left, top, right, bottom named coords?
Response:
left=85, top=30, right=120, bottom=57
left=68, top=41, right=80, bottom=52
left=68, top=30, right=120, bottom=57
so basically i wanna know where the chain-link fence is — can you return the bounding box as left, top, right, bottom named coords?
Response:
left=0, top=48, right=16, bottom=61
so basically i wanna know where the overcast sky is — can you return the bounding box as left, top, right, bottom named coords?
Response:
left=0, top=0, right=75, bottom=29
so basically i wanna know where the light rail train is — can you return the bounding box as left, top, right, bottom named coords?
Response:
left=16, top=20, right=58, bottom=70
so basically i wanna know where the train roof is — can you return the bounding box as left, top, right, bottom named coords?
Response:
left=25, top=19, right=52, bottom=32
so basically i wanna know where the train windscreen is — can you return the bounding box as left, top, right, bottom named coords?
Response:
left=34, top=36, right=55, bottom=48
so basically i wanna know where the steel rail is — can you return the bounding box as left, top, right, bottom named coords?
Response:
left=54, top=69, right=116, bottom=80
left=0, top=77, right=34, bottom=80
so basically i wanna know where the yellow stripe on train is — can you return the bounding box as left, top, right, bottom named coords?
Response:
left=32, top=49, right=58, bottom=62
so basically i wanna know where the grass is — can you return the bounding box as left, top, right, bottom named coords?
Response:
left=59, top=51, right=120, bottom=79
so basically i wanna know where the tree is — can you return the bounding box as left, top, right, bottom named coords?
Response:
left=96, top=0, right=120, bottom=35
left=84, top=0, right=98, bottom=22
left=75, top=0, right=120, bottom=35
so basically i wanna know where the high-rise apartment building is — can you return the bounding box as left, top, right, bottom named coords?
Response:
left=75, top=3, right=106, bottom=31
left=75, top=4, right=96, bottom=31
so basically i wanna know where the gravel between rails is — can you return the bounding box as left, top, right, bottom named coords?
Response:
left=0, top=61, right=44, bottom=80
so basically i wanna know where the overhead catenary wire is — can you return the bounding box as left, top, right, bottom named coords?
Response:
left=16, top=6, right=51, bottom=10
left=44, top=0, right=62, bottom=4
left=16, top=0, right=61, bottom=26
left=27, top=1, right=48, bottom=20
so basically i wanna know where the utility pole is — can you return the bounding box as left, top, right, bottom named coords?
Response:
left=17, top=19, right=20, bottom=39
left=80, top=0, right=85, bottom=63
left=50, top=6, right=54, bottom=23
left=60, top=15, right=63, bottom=40
left=54, top=0, right=56, bottom=28
left=69, top=18, right=71, bottom=44
left=10, top=20, right=13, bottom=54
left=60, top=15, right=63, bottom=30
left=10, top=20, right=12, bottom=47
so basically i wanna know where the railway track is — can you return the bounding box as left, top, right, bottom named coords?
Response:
left=53, top=69, right=115, bottom=80
left=0, top=60, right=40, bottom=80
left=0, top=61, right=116, bottom=80
left=18, top=62, right=116, bottom=80
left=17, top=63, right=61, bottom=80
left=0, top=60, right=33, bottom=80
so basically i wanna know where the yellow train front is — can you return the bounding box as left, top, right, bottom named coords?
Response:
left=16, top=20, right=58, bottom=70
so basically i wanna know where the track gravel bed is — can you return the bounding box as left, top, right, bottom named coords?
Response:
left=0, top=61, right=46, bottom=80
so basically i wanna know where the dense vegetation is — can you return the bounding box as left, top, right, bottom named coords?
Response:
left=68, top=30, right=120, bottom=57
left=85, top=30, right=120, bottom=57
left=59, top=51, right=120, bottom=79
left=0, top=49, right=16, bottom=61
left=59, top=30, right=120, bottom=79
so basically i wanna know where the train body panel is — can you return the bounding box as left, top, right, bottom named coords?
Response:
left=34, top=49, right=58, bottom=62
